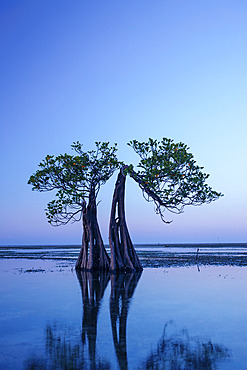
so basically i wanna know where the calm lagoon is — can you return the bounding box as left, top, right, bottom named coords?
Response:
left=0, top=246, right=247, bottom=369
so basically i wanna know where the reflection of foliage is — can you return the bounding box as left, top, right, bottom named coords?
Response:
left=141, top=323, right=230, bottom=370
left=23, top=323, right=111, bottom=370
left=23, top=357, right=46, bottom=370
left=45, top=324, right=86, bottom=369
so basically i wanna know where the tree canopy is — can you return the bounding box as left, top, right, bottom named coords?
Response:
left=125, top=138, right=223, bottom=223
left=28, top=141, right=120, bottom=226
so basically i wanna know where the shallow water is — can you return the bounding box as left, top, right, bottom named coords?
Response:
left=1, top=244, right=247, bottom=266
left=1, top=250, right=247, bottom=369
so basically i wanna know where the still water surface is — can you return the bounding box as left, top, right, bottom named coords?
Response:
left=0, top=251, right=247, bottom=369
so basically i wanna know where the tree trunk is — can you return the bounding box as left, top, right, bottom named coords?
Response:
left=76, top=189, right=110, bottom=271
left=109, top=170, right=143, bottom=272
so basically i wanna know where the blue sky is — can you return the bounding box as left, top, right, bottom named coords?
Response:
left=1, top=0, right=246, bottom=245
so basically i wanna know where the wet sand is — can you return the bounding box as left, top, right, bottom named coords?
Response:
left=139, top=252, right=247, bottom=268
left=1, top=244, right=247, bottom=269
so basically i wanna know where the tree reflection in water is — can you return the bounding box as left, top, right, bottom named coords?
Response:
left=24, top=320, right=110, bottom=370
left=77, top=271, right=142, bottom=370
left=77, top=270, right=111, bottom=369
left=24, top=271, right=230, bottom=370
left=140, top=322, right=230, bottom=370
left=110, top=272, right=142, bottom=370
left=77, top=271, right=110, bottom=366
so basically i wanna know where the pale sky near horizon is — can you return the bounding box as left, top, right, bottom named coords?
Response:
left=1, top=0, right=247, bottom=245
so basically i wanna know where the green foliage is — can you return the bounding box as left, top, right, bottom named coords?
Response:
left=28, top=142, right=121, bottom=225
left=28, top=138, right=223, bottom=227
left=127, top=138, right=223, bottom=218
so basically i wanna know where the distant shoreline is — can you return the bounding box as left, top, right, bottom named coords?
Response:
left=1, top=244, right=247, bottom=268
left=1, top=242, right=247, bottom=250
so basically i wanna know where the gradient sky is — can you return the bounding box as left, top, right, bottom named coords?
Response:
left=1, top=0, right=247, bottom=245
